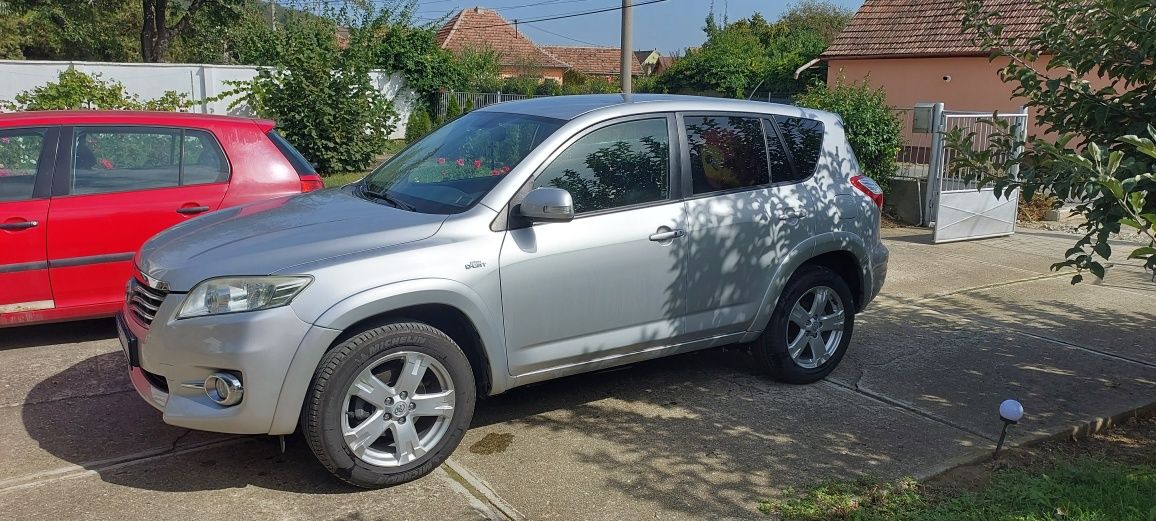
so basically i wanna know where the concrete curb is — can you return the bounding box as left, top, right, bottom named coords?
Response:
left=442, top=457, right=527, bottom=521
left=912, top=401, right=1156, bottom=482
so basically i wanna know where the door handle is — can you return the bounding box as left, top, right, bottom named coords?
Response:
left=776, top=210, right=808, bottom=221
left=176, top=206, right=210, bottom=215
left=649, top=228, right=686, bottom=242
left=0, top=220, right=38, bottom=231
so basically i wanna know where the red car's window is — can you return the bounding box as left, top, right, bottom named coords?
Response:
left=0, top=129, right=47, bottom=202
left=71, top=127, right=230, bottom=195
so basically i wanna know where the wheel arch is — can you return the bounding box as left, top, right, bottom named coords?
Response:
left=267, top=279, right=508, bottom=435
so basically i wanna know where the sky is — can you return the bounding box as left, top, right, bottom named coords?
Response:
left=386, top=0, right=866, bottom=55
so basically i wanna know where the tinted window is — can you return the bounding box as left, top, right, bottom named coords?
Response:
left=363, top=111, right=563, bottom=214
left=762, top=119, right=793, bottom=182
left=0, top=129, right=46, bottom=202
left=534, top=118, right=670, bottom=214
left=181, top=129, right=230, bottom=185
left=685, top=115, right=769, bottom=194
left=72, top=127, right=230, bottom=195
left=774, top=116, right=823, bottom=181
left=267, top=130, right=317, bottom=175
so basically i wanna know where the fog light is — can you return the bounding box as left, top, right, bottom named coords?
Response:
left=204, top=372, right=243, bottom=406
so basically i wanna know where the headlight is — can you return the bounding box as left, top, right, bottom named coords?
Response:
left=177, top=276, right=312, bottom=319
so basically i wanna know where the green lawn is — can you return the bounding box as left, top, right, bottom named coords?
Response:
left=760, top=460, right=1156, bottom=521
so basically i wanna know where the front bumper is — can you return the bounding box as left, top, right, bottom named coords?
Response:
left=119, top=295, right=314, bottom=435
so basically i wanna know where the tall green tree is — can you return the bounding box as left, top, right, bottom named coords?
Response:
left=140, top=0, right=244, bottom=62
left=5, top=0, right=140, bottom=61
left=946, top=0, right=1156, bottom=282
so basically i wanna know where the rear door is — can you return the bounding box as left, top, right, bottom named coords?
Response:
left=678, top=113, right=816, bottom=337
left=46, top=126, right=231, bottom=311
left=0, top=127, right=58, bottom=319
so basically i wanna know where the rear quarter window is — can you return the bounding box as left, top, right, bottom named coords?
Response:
left=773, top=116, right=824, bottom=182
left=267, top=131, right=317, bottom=175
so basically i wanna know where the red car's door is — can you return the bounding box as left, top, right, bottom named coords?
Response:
left=46, top=126, right=230, bottom=311
left=0, top=127, right=58, bottom=322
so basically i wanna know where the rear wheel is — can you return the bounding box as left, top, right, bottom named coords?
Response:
left=753, top=265, right=855, bottom=384
left=302, top=321, right=475, bottom=488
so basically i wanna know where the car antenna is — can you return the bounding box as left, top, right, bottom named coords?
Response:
left=747, top=79, right=766, bottom=101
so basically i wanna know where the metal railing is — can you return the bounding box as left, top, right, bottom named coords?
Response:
left=437, top=91, right=544, bottom=119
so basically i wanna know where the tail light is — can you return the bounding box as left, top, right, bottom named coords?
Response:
left=299, top=174, right=325, bottom=192
left=851, top=175, right=884, bottom=209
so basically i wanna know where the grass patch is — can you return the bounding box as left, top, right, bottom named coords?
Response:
left=761, top=416, right=1156, bottom=521
left=761, top=462, right=1156, bottom=520
left=321, top=139, right=408, bottom=188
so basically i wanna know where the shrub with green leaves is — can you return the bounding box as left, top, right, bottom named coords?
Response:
left=405, top=106, right=432, bottom=143
left=445, top=96, right=462, bottom=120
left=795, top=78, right=902, bottom=191
left=221, top=14, right=397, bottom=175
left=947, top=0, right=1156, bottom=282
left=1, top=68, right=191, bottom=112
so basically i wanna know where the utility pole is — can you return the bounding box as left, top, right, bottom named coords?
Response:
left=620, top=0, right=632, bottom=94
left=270, top=1, right=276, bottom=30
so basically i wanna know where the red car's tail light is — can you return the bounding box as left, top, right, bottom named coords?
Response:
left=851, top=175, right=884, bottom=209
left=299, top=174, right=325, bottom=192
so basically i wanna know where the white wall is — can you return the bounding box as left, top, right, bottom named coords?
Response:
left=0, top=60, right=414, bottom=139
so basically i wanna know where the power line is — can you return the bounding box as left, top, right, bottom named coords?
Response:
left=523, top=22, right=604, bottom=46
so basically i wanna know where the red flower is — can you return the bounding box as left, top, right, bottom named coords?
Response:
left=474, top=159, right=483, bottom=169
left=0, top=168, right=10, bottom=177
left=437, top=157, right=446, bottom=165
left=100, top=158, right=114, bottom=170
left=0, top=137, right=9, bottom=144
left=500, top=166, right=511, bottom=173
left=491, top=169, right=501, bottom=176
left=455, top=158, right=465, bottom=167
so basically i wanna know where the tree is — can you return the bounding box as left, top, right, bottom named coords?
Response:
left=779, top=0, right=854, bottom=43
left=1, top=68, right=190, bottom=111
left=945, top=0, right=1156, bottom=282
left=140, top=0, right=243, bottom=62
left=455, top=46, right=503, bottom=92
left=656, top=11, right=832, bottom=98
left=222, top=12, right=398, bottom=174
left=5, top=0, right=140, bottom=61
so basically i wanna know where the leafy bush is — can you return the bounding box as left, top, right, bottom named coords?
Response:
left=405, top=106, right=432, bottom=143
left=947, top=0, right=1156, bottom=282
left=795, top=78, right=902, bottom=191
left=1, top=69, right=191, bottom=112
left=455, top=46, right=503, bottom=93
left=445, top=96, right=462, bottom=120
left=501, top=75, right=540, bottom=97
left=221, top=14, right=397, bottom=174
left=536, top=79, right=561, bottom=96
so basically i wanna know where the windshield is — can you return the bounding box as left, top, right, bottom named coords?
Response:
left=361, top=111, right=564, bottom=214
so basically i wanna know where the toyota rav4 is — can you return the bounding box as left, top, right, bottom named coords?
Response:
left=118, top=94, right=888, bottom=488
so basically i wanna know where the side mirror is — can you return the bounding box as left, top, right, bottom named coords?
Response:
left=516, top=187, right=574, bottom=223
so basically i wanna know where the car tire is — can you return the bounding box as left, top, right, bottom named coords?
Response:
left=753, top=265, right=855, bottom=384
left=302, top=321, right=476, bottom=488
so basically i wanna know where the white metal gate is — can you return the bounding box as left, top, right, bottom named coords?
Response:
left=925, top=104, right=1028, bottom=243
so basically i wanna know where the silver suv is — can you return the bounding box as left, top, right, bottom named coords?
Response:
left=118, top=94, right=888, bottom=488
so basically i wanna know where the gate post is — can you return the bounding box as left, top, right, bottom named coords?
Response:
left=924, top=102, right=946, bottom=226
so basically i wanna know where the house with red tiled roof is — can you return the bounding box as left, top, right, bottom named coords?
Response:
left=540, top=46, right=643, bottom=81
left=436, top=7, right=571, bottom=84
left=822, top=0, right=1047, bottom=113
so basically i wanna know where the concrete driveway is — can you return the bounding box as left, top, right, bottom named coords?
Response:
left=1, top=228, right=1153, bottom=520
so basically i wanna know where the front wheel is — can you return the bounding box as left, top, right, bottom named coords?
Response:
left=753, top=265, right=855, bottom=384
left=302, top=321, right=476, bottom=488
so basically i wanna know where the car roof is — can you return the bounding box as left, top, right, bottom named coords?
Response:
left=477, top=94, right=836, bottom=122
left=0, top=110, right=275, bottom=131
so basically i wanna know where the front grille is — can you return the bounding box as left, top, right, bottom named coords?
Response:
left=129, top=275, right=169, bottom=327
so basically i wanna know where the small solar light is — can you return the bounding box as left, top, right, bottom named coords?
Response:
left=994, top=399, right=1023, bottom=459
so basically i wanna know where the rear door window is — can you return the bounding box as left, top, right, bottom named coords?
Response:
left=684, top=115, right=770, bottom=194
left=71, top=127, right=230, bottom=195
left=773, top=116, right=824, bottom=182
left=0, top=129, right=47, bottom=202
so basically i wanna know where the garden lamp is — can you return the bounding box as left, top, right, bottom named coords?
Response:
left=993, top=399, right=1023, bottom=459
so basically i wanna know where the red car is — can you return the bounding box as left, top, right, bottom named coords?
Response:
left=0, top=111, right=324, bottom=327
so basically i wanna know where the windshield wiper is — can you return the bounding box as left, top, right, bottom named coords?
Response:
left=360, top=184, right=416, bottom=211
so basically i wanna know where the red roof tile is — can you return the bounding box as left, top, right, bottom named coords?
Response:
left=436, top=8, right=569, bottom=69
left=822, top=0, right=1045, bottom=59
left=540, top=46, right=643, bottom=76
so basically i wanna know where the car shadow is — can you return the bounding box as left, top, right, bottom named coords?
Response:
left=0, top=319, right=115, bottom=351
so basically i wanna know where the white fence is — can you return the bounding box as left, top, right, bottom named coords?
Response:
left=0, top=60, right=416, bottom=139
